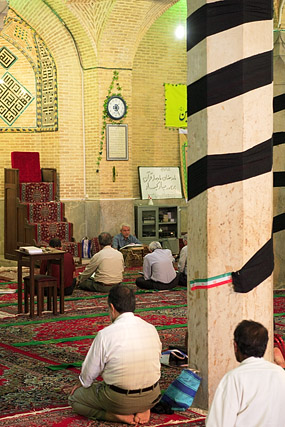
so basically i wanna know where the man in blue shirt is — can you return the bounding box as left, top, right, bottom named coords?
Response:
left=112, top=223, right=141, bottom=250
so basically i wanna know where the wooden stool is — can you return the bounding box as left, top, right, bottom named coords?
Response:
left=24, top=275, right=58, bottom=316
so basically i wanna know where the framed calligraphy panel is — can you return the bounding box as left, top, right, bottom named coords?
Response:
left=138, top=167, right=183, bottom=200
left=106, top=124, right=128, bottom=160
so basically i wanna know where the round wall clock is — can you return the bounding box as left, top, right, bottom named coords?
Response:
left=106, top=96, right=127, bottom=120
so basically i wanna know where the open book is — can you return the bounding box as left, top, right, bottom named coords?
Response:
left=120, top=243, right=143, bottom=250
left=19, top=246, right=43, bottom=255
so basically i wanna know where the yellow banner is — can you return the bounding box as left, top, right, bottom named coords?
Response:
left=165, top=83, right=187, bottom=128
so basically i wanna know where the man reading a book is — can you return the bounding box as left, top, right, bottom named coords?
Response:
left=77, top=232, right=124, bottom=292
left=112, top=223, right=141, bottom=250
left=136, top=241, right=179, bottom=290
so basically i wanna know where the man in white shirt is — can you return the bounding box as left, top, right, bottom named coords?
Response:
left=206, top=320, right=285, bottom=427
left=69, top=284, right=162, bottom=424
left=136, top=241, right=179, bottom=290
left=178, top=234, right=187, bottom=287
left=77, top=232, right=124, bottom=292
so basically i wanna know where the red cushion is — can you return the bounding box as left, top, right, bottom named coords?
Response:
left=11, top=152, right=41, bottom=183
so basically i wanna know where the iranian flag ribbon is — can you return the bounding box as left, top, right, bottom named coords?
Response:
left=190, top=273, right=232, bottom=290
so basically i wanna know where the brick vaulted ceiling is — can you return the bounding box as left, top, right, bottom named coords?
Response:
left=8, top=1, right=285, bottom=69
left=58, top=0, right=178, bottom=68
left=52, top=0, right=285, bottom=67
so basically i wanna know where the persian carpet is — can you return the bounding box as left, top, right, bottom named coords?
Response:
left=0, top=407, right=206, bottom=427
left=20, top=182, right=55, bottom=203
left=34, top=222, right=73, bottom=243
left=1, top=266, right=283, bottom=427
left=0, top=270, right=196, bottom=426
left=27, top=202, right=64, bottom=223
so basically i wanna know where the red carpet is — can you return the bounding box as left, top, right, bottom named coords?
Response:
left=0, top=267, right=206, bottom=426
left=20, top=182, right=55, bottom=203
left=1, top=267, right=283, bottom=427
left=0, top=407, right=206, bottom=426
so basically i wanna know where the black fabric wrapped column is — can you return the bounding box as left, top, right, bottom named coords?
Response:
left=186, top=0, right=274, bottom=409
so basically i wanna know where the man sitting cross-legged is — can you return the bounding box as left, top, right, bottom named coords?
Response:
left=136, top=241, right=179, bottom=290
left=112, top=223, right=141, bottom=250
left=69, top=284, right=162, bottom=424
left=76, top=232, right=124, bottom=293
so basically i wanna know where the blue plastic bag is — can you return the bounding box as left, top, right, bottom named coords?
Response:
left=161, top=369, right=201, bottom=411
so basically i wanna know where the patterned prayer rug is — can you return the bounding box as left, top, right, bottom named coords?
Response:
left=0, top=265, right=187, bottom=317
left=34, top=221, right=73, bottom=243
left=274, top=294, right=285, bottom=315
left=20, top=182, right=55, bottom=203
left=26, top=201, right=64, bottom=223
left=0, top=285, right=187, bottom=316
left=0, top=338, right=190, bottom=415
left=0, top=320, right=194, bottom=426
left=274, top=292, right=285, bottom=340
left=0, top=302, right=187, bottom=369
left=0, top=277, right=189, bottom=423
left=1, top=267, right=283, bottom=426
left=0, top=407, right=206, bottom=426
left=62, top=241, right=82, bottom=258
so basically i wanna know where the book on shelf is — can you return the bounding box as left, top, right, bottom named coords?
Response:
left=19, top=246, right=43, bottom=255
left=120, top=243, right=143, bottom=251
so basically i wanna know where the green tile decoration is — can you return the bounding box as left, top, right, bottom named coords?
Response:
left=0, top=46, right=17, bottom=69
left=0, top=71, right=34, bottom=125
left=0, top=12, right=58, bottom=132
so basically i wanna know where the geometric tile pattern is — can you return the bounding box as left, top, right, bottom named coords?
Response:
left=0, top=46, right=17, bottom=69
left=14, top=25, right=32, bottom=51
left=36, top=37, right=58, bottom=128
left=0, top=72, right=34, bottom=125
left=0, top=11, right=58, bottom=132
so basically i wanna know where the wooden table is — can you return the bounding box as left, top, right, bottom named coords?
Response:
left=15, top=249, right=65, bottom=318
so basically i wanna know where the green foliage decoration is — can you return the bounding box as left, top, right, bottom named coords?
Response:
left=96, top=70, right=128, bottom=172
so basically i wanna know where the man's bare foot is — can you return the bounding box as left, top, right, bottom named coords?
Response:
left=134, top=409, right=150, bottom=424
left=105, top=412, right=136, bottom=424
left=274, top=347, right=285, bottom=368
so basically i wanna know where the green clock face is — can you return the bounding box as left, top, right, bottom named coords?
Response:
left=106, top=96, right=126, bottom=120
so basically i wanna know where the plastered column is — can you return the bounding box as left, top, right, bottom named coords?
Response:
left=187, top=0, right=273, bottom=409
left=273, top=31, right=285, bottom=288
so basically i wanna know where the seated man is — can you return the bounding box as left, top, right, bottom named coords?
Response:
left=40, top=238, right=76, bottom=296
left=206, top=320, right=285, bottom=427
left=274, top=334, right=285, bottom=368
left=112, top=223, right=141, bottom=250
left=274, top=346, right=285, bottom=368
left=69, top=284, right=161, bottom=424
left=177, top=234, right=187, bottom=287
left=136, top=241, right=179, bottom=290
left=77, top=232, right=124, bottom=293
